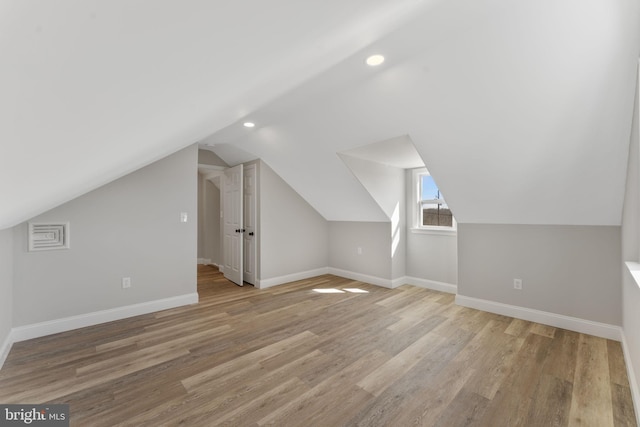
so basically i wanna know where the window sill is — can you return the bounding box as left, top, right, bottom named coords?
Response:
left=410, top=227, right=457, bottom=236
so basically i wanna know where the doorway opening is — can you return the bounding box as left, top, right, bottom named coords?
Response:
left=198, top=156, right=258, bottom=288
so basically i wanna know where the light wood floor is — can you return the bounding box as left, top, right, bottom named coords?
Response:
left=0, top=265, right=636, bottom=426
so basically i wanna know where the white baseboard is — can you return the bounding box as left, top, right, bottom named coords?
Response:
left=326, top=270, right=458, bottom=294
left=327, top=268, right=394, bottom=288
left=258, top=268, right=330, bottom=289
left=402, top=276, right=457, bottom=294
left=197, top=258, right=212, bottom=265
left=10, top=293, right=199, bottom=344
left=0, top=329, right=15, bottom=370
left=390, top=276, right=406, bottom=289
left=621, top=332, right=640, bottom=426
left=455, top=294, right=622, bottom=341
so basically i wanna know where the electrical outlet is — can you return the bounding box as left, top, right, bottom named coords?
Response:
left=122, top=277, right=131, bottom=289
left=357, top=246, right=362, bottom=255
left=513, top=278, right=522, bottom=290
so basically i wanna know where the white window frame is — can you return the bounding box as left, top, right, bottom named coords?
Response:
left=411, top=168, right=456, bottom=235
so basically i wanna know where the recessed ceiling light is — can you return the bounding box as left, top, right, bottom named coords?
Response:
left=243, top=122, right=255, bottom=128
left=366, top=54, right=385, bottom=66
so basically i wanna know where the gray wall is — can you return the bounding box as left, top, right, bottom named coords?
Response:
left=391, top=219, right=406, bottom=280
left=622, top=77, right=640, bottom=401
left=406, top=232, right=457, bottom=284
left=12, top=145, right=198, bottom=326
left=0, top=228, right=13, bottom=351
left=458, top=223, right=621, bottom=325
left=197, top=173, right=221, bottom=265
left=197, top=173, right=206, bottom=259
left=405, top=169, right=458, bottom=284
left=391, top=166, right=406, bottom=281
left=328, top=221, right=391, bottom=280
left=339, top=155, right=407, bottom=280
left=259, top=161, right=328, bottom=280
left=198, top=149, right=228, bottom=167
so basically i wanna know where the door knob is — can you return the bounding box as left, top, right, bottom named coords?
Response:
left=249, top=232, right=254, bottom=236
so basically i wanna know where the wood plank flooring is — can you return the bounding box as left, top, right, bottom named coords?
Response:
left=0, top=265, right=636, bottom=426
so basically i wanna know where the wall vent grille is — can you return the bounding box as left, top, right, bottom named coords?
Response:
left=28, top=222, right=70, bottom=251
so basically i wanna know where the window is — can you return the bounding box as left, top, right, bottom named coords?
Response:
left=414, top=169, right=455, bottom=231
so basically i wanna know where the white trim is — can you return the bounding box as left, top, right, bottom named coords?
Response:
left=197, top=258, right=212, bottom=265
left=327, top=268, right=393, bottom=288
left=324, top=270, right=458, bottom=293
left=455, top=294, right=622, bottom=341
left=403, top=276, right=457, bottom=294
left=391, top=276, right=406, bottom=289
left=621, top=331, right=640, bottom=426
left=0, top=329, right=15, bottom=370
left=258, top=268, right=330, bottom=289
left=10, top=293, right=199, bottom=343
left=410, top=228, right=457, bottom=236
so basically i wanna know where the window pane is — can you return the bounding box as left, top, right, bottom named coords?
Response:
left=418, top=173, right=454, bottom=228
left=421, top=175, right=440, bottom=200
left=422, top=203, right=453, bottom=227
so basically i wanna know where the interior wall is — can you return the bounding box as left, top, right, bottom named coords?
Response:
left=622, top=71, right=640, bottom=411
left=206, top=180, right=221, bottom=265
left=391, top=179, right=406, bottom=280
left=339, top=154, right=406, bottom=279
left=198, top=149, right=228, bottom=167
left=406, top=232, right=457, bottom=284
left=0, top=228, right=13, bottom=357
left=391, top=219, right=406, bottom=280
left=458, top=223, right=621, bottom=325
left=259, top=161, right=328, bottom=281
left=197, top=173, right=206, bottom=259
left=12, top=145, right=198, bottom=327
left=197, top=173, right=221, bottom=265
left=339, top=154, right=402, bottom=219
left=404, top=169, right=458, bottom=284
left=328, top=221, right=391, bottom=280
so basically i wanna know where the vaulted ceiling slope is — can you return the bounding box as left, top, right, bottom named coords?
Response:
left=2, top=1, right=639, bottom=229
left=205, top=0, right=640, bottom=225
left=0, top=0, right=429, bottom=229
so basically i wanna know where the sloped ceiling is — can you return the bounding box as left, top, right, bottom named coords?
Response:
left=2, top=0, right=639, bottom=229
left=339, top=135, right=425, bottom=170
left=0, top=0, right=430, bottom=229
left=336, top=136, right=424, bottom=221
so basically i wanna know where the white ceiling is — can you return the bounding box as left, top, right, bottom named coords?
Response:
left=1, top=0, right=639, bottom=228
left=339, top=136, right=425, bottom=170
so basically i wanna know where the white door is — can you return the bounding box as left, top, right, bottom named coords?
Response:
left=243, top=164, right=257, bottom=285
left=223, top=164, right=243, bottom=286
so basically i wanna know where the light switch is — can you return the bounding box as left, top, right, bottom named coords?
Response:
left=180, top=212, right=188, bottom=223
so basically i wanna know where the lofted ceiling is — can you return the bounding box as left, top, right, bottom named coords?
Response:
left=1, top=0, right=639, bottom=229
left=338, top=136, right=425, bottom=170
